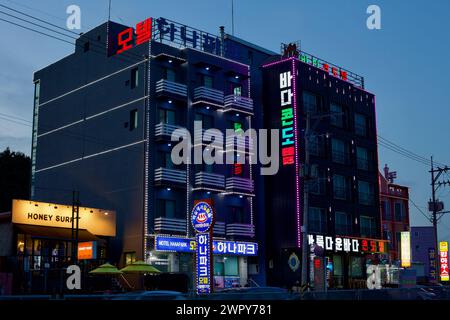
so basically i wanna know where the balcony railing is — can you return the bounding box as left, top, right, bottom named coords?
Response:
left=154, top=167, right=187, bottom=185
left=155, top=79, right=188, bottom=98
left=357, top=157, right=373, bottom=171
left=359, top=192, right=375, bottom=206
left=154, top=217, right=186, bottom=233
left=225, top=135, right=254, bottom=154
left=223, top=95, right=254, bottom=115
left=333, top=187, right=349, bottom=200
left=226, top=223, right=255, bottom=238
left=332, top=150, right=350, bottom=165
left=193, top=86, right=224, bottom=105
left=355, top=124, right=367, bottom=137
left=155, top=123, right=187, bottom=139
left=213, top=221, right=226, bottom=236
left=226, top=177, right=254, bottom=193
left=194, top=172, right=225, bottom=190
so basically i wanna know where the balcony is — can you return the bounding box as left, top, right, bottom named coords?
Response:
left=332, top=150, right=350, bottom=165
left=194, top=172, right=225, bottom=191
left=333, top=187, right=349, bottom=200
left=223, top=95, right=254, bottom=115
left=226, top=223, right=255, bottom=238
left=213, top=221, right=226, bottom=236
left=359, top=192, right=375, bottom=206
left=225, top=135, right=254, bottom=154
left=226, top=177, right=254, bottom=195
left=193, top=128, right=224, bottom=146
left=155, top=123, right=187, bottom=141
left=155, top=79, right=188, bottom=99
left=154, top=167, right=187, bottom=186
left=193, top=86, right=224, bottom=108
left=154, top=217, right=186, bottom=234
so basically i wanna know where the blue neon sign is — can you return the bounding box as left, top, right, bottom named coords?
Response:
left=196, top=233, right=211, bottom=294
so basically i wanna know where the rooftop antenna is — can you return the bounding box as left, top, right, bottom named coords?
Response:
left=231, top=0, right=235, bottom=35
left=108, top=0, right=112, bottom=22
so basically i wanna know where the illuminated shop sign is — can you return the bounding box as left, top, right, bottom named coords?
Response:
left=154, top=236, right=257, bottom=256
left=192, top=200, right=214, bottom=295
left=279, top=71, right=295, bottom=166
left=115, top=17, right=222, bottom=56
left=308, top=234, right=387, bottom=254
left=78, top=241, right=97, bottom=260
left=429, top=248, right=437, bottom=280
left=233, top=122, right=244, bottom=176
left=196, top=233, right=211, bottom=294
left=12, top=199, right=116, bottom=237
left=440, top=241, right=449, bottom=281
left=400, top=231, right=411, bottom=268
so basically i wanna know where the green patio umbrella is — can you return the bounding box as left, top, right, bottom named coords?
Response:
left=89, top=263, right=123, bottom=275
left=119, top=260, right=161, bottom=274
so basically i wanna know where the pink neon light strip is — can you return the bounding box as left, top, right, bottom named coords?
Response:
left=291, top=59, right=301, bottom=248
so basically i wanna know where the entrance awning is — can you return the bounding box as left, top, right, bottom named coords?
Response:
left=14, top=224, right=101, bottom=242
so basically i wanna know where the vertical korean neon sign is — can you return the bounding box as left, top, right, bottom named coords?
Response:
left=440, top=241, right=449, bottom=281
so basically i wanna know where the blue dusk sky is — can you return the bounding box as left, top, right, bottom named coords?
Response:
left=0, top=0, right=449, bottom=242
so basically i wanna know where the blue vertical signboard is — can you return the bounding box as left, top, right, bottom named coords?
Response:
left=191, top=200, right=214, bottom=295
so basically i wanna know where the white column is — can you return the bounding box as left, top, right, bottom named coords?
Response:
left=169, top=253, right=179, bottom=272
left=238, top=257, right=248, bottom=287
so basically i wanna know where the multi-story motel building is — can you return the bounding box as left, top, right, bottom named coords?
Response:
left=30, top=18, right=273, bottom=289
left=379, top=165, right=410, bottom=265
left=262, top=49, right=387, bottom=289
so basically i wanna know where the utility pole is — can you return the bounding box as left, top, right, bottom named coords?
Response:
left=429, top=156, right=450, bottom=281
left=71, top=190, right=80, bottom=264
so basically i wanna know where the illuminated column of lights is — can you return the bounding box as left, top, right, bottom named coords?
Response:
left=247, top=65, right=254, bottom=226
left=143, top=41, right=152, bottom=260
left=186, top=153, right=190, bottom=237
left=291, top=58, right=301, bottom=248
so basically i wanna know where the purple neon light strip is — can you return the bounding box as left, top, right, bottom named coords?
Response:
left=261, top=57, right=295, bottom=69
left=291, top=59, right=301, bottom=248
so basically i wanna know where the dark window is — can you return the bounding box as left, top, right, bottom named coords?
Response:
left=159, top=108, right=175, bottom=124
left=157, top=199, right=176, bottom=218
left=309, top=135, right=326, bottom=157
left=358, top=180, right=375, bottom=206
left=395, top=202, right=404, bottom=222
left=83, top=42, right=90, bottom=52
left=129, top=109, right=138, bottom=131
left=356, top=146, right=372, bottom=171
left=310, top=166, right=326, bottom=195
left=335, top=211, right=352, bottom=235
left=303, top=91, right=317, bottom=114
left=360, top=216, right=376, bottom=238
left=330, top=103, right=345, bottom=128
left=308, top=207, right=327, bottom=233
left=355, top=113, right=367, bottom=136
left=230, top=206, right=245, bottom=224
left=164, top=68, right=176, bottom=82
left=158, top=152, right=174, bottom=169
left=333, top=174, right=349, bottom=200
left=203, top=75, right=214, bottom=88
left=331, top=138, right=350, bottom=164
left=195, top=113, right=214, bottom=129
left=382, top=201, right=391, bottom=220
left=131, top=67, right=139, bottom=89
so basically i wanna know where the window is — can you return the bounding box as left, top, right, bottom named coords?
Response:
left=360, top=216, right=376, bottom=238
left=331, top=138, right=349, bottom=164
left=129, top=109, right=138, bottom=131
left=125, top=252, right=136, bottom=265
left=333, top=174, right=348, bottom=200
left=310, top=166, right=326, bottom=195
left=358, top=180, right=374, bottom=205
left=308, top=207, right=327, bottom=233
left=355, top=113, right=367, bottom=136
left=195, top=113, right=214, bottom=129
left=230, top=206, right=245, bottom=224
left=157, top=199, right=176, bottom=218
left=203, top=75, right=214, bottom=88
left=356, top=146, right=371, bottom=171
left=330, top=103, right=344, bottom=128
left=158, top=152, right=174, bottom=169
left=382, top=200, right=391, bottom=220
left=309, top=135, right=326, bottom=157
left=159, top=108, right=175, bottom=124
left=395, top=202, right=404, bottom=222
left=335, top=211, right=352, bottom=235
left=303, top=91, right=317, bottom=113
left=131, top=67, right=139, bottom=89
left=164, top=68, right=176, bottom=82
left=83, top=41, right=90, bottom=52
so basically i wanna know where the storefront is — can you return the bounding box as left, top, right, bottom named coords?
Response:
left=0, top=199, right=116, bottom=293
left=151, top=235, right=258, bottom=290
left=308, top=234, right=389, bottom=289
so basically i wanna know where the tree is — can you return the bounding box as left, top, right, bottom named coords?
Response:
left=0, top=148, right=31, bottom=212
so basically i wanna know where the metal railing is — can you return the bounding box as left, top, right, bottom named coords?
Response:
left=194, top=172, right=225, bottom=189
left=154, top=217, right=186, bottom=233
left=154, top=167, right=187, bottom=184
left=154, top=123, right=187, bottom=138
left=193, top=86, right=224, bottom=104
left=213, top=221, right=226, bottom=236
left=226, top=177, right=254, bottom=192
left=223, top=95, right=254, bottom=114
left=155, top=79, right=188, bottom=97
left=226, top=223, right=255, bottom=237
